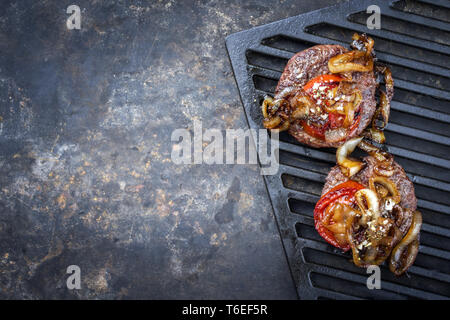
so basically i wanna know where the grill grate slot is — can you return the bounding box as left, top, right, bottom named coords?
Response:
left=421, top=231, right=450, bottom=251
left=309, top=272, right=411, bottom=299
left=261, top=36, right=314, bottom=54
left=393, top=88, right=450, bottom=115
left=385, top=63, right=450, bottom=91
left=303, top=248, right=450, bottom=297
left=383, top=131, right=450, bottom=159
left=419, top=208, right=450, bottom=229
left=282, top=174, right=324, bottom=196
left=391, top=0, right=450, bottom=23
left=304, top=23, right=449, bottom=68
left=414, top=253, right=450, bottom=274
left=226, top=0, right=450, bottom=299
left=389, top=111, right=450, bottom=137
left=279, top=150, right=333, bottom=174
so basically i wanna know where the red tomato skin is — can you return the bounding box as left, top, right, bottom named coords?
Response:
left=303, top=74, right=343, bottom=92
left=300, top=120, right=326, bottom=140
left=314, top=181, right=365, bottom=251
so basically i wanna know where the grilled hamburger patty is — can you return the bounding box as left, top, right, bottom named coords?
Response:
left=322, top=156, right=417, bottom=236
left=274, top=44, right=378, bottom=148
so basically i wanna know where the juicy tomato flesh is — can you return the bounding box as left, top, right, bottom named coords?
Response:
left=314, top=181, right=365, bottom=251
left=303, top=74, right=344, bottom=92
left=300, top=112, right=348, bottom=140
left=301, top=74, right=360, bottom=140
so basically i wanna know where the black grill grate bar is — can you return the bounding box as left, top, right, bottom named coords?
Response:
left=298, top=23, right=449, bottom=69
left=307, top=18, right=450, bottom=56
left=392, top=1, right=450, bottom=24
left=393, top=79, right=449, bottom=101
left=307, top=271, right=408, bottom=299
left=277, top=140, right=450, bottom=174
left=304, top=257, right=449, bottom=299
left=350, top=7, right=450, bottom=33
left=277, top=141, right=336, bottom=163
left=296, top=234, right=450, bottom=272
left=391, top=101, right=450, bottom=123
left=277, top=136, right=450, bottom=184
left=310, top=289, right=361, bottom=300
left=386, top=146, right=450, bottom=169
left=421, top=222, right=450, bottom=237
left=387, top=124, right=450, bottom=145
left=302, top=243, right=450, bottom=286
left=296, top=232, right=450, bottom=279
left=419, top=245, right=450, bottom=260
left=416, top=0, right=450, bottom=9
left=411, top=176, right=450, bottom=193
left=276, top=130, right=450, bottom=170
left=300, top=244, right=450, bottom=293
left=417, top=199, right=450, bottom=215
left=279, top=163, right=450, bottom=199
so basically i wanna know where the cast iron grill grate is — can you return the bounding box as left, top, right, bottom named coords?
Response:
left=226, top=0, right=450, bottom=299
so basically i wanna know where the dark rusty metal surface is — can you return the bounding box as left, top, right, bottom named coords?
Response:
left=0, top=0, right=346, bottom=299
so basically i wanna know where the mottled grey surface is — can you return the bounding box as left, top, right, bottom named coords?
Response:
left=0, top=0, right=342, bottom=299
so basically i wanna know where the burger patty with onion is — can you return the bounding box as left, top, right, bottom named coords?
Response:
left=261, top=33, right=393, bottom=148
left=314, top=138, right=422, bottom=275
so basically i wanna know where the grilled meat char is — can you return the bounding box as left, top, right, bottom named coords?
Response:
left=322, top=156, right=417, bottom=236
left=273, top=44, right=378, bottom=148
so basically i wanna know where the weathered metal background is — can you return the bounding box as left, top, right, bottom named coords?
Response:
left=0, top=0, right=348, bottom=299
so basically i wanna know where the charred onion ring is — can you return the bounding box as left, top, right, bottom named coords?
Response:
left=262, top=96, right=290, bottom=131
left=328, top=50, right=374, bottom=74
left=352, top=33, right=374, bottom=57
left=347, top=189, right=401, bottom=266
left=389, top=210, right=422, bottom=275
left=357, top=139, right=390, bottom=163
left=336, top=137, right=365, bottom=177
left=364, top=128, right=385, bottom=144
left=363, top=64, right=393, bottom=145
left=369, top=176, right=401, bottom=204
left=374, top=160, right=394, bottom=177
left=343, top=91, right=362, bottom=128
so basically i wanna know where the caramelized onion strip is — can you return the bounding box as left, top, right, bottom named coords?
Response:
left=347, top=189, right=400, bottom=266
left=374, top=161, right=394, bottom=177
left=364, top=128, right=386, bottom=144
left=336, top=137, right=364, bottom=177
left=389, top=211, right=422, bottom=276
left=261, top=96, right=291, bottom=131
left=352, top=33, right=375, bottom=56
left=355, top=189, right=380, bottom=223
left=328, top=50, right=374, bottom=73
left=369, top=176, right=400, bottom=204
left=357, top=139, right=389, bottom=163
